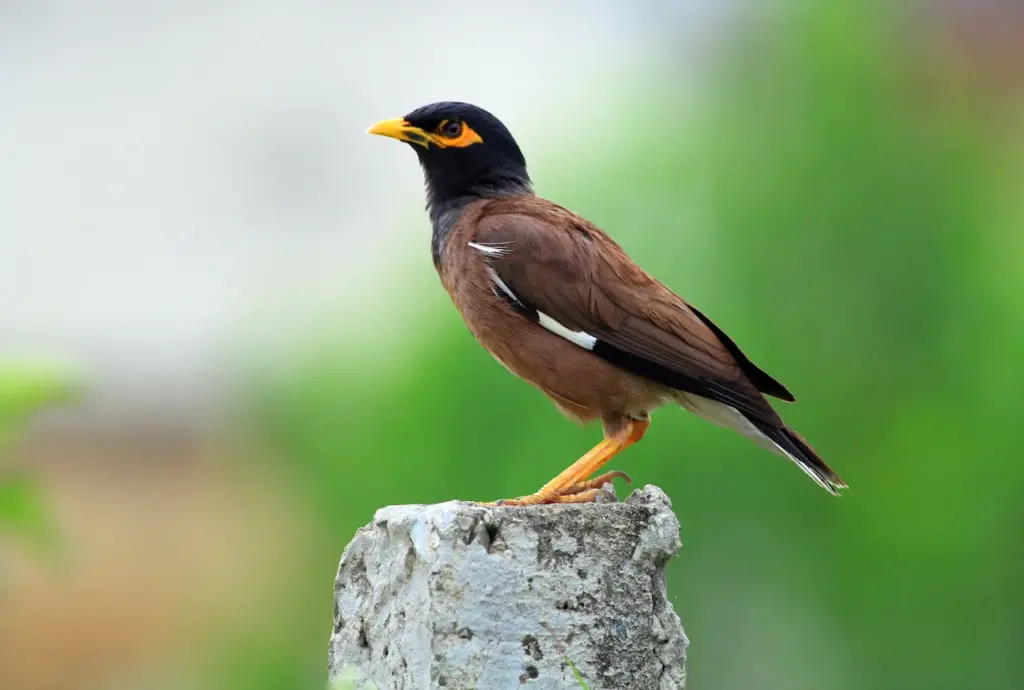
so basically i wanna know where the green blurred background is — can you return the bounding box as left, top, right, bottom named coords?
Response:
left=2, top=1, right=1022, bottom=689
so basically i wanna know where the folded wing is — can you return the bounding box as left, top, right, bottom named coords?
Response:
left=473, top=207, right=792, bottom=428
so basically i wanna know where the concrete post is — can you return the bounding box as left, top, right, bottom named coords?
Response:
left=329, top=486, right=687, bottom=689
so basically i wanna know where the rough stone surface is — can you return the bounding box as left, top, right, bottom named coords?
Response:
left=328, top=485, right=687, bottom=689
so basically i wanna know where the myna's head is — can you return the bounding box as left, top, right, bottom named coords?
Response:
left=367, top=102, right=531, bottom=210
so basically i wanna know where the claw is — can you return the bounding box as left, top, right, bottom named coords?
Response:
left=563, top=470, right=632, bottom=495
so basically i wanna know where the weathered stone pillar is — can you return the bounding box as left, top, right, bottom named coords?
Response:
left=329, top=486, right=687, bottom=689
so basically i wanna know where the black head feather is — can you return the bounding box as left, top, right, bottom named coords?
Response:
left=401, top=102, right=532, bottom=214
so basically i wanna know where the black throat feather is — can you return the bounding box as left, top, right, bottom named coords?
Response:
left=425, top=164, right=532, bottom=268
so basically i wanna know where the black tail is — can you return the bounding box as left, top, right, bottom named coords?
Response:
left=749, top=419, right=848, bottom=496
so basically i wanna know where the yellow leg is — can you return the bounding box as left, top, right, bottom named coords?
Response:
left=491, top=419, right=649, bottom=506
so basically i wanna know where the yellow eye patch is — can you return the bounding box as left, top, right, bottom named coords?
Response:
left=431, top=119, right=484, bottom=149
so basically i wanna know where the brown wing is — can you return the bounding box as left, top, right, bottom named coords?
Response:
left=473, top=200, right=790, bottom=426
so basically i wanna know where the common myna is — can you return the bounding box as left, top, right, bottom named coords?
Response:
left=367, top=102, right=847, bottom=505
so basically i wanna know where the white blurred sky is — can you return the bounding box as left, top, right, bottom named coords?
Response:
left=0, top=0, right=734, bottom=423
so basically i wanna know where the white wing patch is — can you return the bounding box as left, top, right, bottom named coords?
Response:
left=486, top=267, right=520, bottom=305
left=536, top=311, right=597, bottom=351
left=468, top=241, right=510, bottom=257
left=483, top=266, right=598, bottom=351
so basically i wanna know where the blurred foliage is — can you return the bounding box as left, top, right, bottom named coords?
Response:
left=0, top=476, right=53, bottom=547
left=243, top=3, right=1023, bottom=689
left=0, top=361, right=76, bottom=549
left=0, top=361, right=77, bottom=448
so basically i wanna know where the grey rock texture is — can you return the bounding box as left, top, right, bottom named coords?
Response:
left=329, top=485, right=687, bottom=689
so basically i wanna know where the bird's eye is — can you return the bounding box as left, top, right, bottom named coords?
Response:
left=440, top=120, right=463, bottom=138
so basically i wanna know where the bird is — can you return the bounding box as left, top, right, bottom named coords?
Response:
left=367, top=101, right=847, bottom=505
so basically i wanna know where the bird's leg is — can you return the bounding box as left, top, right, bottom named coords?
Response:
left=493, top=418, right=649, bottom=506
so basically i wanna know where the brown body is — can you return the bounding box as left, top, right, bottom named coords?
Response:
left=440, top=198, right=678, bottom=427
left=367, top=102, right=846, bottom=503
left=436, top=194, right=845, bottom=500
left=439, top=195, right=788, bottom=429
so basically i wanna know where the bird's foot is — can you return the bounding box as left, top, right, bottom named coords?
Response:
left=564, top=470, right=631, bottom=495
left=488, top=470, right=631, bottom=506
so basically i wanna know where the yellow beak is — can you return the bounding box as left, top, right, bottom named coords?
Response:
left=366, top=118, right=430, bottom=148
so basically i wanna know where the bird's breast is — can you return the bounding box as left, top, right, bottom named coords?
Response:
left=437, top=222, right=673, bottom=421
